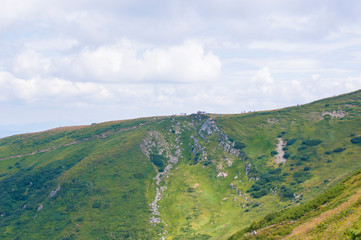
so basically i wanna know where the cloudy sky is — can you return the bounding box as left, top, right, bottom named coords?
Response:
left=1, top=0, right=361, bottom=137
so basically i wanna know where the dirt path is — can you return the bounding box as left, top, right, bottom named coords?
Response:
left=275, top=138, right=287, bottom=164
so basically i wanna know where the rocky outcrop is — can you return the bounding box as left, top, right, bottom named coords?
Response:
left=275, top=138, right=287, bottom=164
left=49, top=185, right=61, bottom=197
left=217, top=172, right=228, bottom=178
left=322, top=109, right=346, bottom=119
left=190, top=135, right=203, bottom=154
left=245, top=163, right=251, bottom=176
left=37, top=204, right=43, bottom=212
left=140, top=128, right=182, bottom=226
left=199, top=118, right=220, bottom=137
left=199, top=118, right=243, bottom=158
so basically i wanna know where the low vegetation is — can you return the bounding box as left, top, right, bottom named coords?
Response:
left=0, top=90, right=360, bottom=239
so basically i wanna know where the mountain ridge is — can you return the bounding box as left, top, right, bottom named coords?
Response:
left=0, top=89, right=360, bottom=239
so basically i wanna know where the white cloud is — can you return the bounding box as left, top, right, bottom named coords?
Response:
left=247, top=39, right=361, bottom=53
left=251, top=67, right=274, bottom=84
left=0, top=0, right=40, bottom=29
left=0, top=71, right=111, bottom=102
left=1, top=0, right=361, bottom=136
left=24, top=38, right=79, bottom=51
left=11, top=50, right=51, bottom=77
left=268, top=14, right=313, bottom=31
left=11, top=40, right=221, bottom=83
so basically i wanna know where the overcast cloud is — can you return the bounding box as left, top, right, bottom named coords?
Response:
left=1, top=0, right=361, bottom=137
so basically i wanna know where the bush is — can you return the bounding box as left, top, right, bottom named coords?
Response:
left=149, top=154, right=165, bottom=168
left=296, top=161, right=303, bottom=166
left=298, top=145, right=308, bottom=151
left=287, top=138, right=297, bottom=146
left=333, top=147, right=346, bottom=153
left=280, top=186, right=294, bottom=199
left=248, top=183, right=261, bottom=192
left=234, top=142, right=246, bottom=150
left=294, top=171, right=312, bottom=183
left=92, top=201, right=101, bottom=208
left=304, top=166, right=311, bottom=171
left=351, top=136, right=361, bottom=144
left=302, top=139, right=322, bottom=146
left=251, top=189, right=268, bottom=198
left=271, top=151, right=278, bottom=156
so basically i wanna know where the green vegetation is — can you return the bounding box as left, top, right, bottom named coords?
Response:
left=0, top=89, right=360, bottom=239
left=228, top=167, right=361, bottom=239
left=351, top=136, right=361, bottom=145
left=149, top=153, right=166, bottom=171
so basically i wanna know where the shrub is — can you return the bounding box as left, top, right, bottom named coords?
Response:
left=251, top=189, right=268, bottom=198
left=234, top=142, right=246, bottom=150
left=149, top=154, right=165, bottom=168
left=248, top=184, right=261, bottom=192
left=271, top=151, right=278, bottom=156
left=296, top=161, right=303, bottom=166
left=287, top=138, right=297, bottom=146
left=294, top=171, right=311, bottom=183
left=280, top=186, right=294, bottom=199
left=351, top=136, right=361, bottom=144
left=304, top=166, right=311, bottom=171
left=252, top=203, right=260, bottom=208
left=298, top=145, right=308, bottom=151
left=333, top=147, right=346, bottom=153
left=92, top=201, right=101, bottom=208
left=302, top=139, right=322, bottom=146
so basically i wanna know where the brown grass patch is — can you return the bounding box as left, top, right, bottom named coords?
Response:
left=285, top=190, right=361, bottom=239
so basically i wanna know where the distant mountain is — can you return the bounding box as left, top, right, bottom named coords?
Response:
left=0, top=90, right=360, bottom=239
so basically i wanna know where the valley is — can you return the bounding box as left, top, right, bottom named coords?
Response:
left=0, top=90, right=360, bottom=239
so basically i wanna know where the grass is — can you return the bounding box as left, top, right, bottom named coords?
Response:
left=0, top=89, right=360, bottom=239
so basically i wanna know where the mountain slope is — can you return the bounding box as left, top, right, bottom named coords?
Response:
left=228, top=167, right=361, bottom=239
left=0, top=90, right=360, bottom=239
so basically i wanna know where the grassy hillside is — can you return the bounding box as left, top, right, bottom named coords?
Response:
left=0, top=90, right=360, bottom=239
left=228, top=167, right=361, bottom=239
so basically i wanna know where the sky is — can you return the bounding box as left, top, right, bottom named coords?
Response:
left=1, top=0, right=361, bottom=137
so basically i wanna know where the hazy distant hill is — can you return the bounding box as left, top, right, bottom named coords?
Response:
left=0, top=90, right=360, bottom=239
